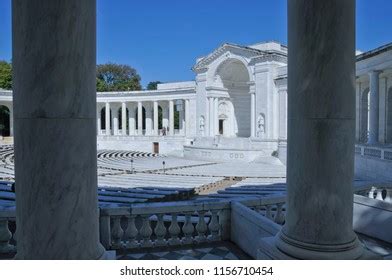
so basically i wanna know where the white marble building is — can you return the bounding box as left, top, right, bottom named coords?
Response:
left=1, top=41, right=392, bottom=165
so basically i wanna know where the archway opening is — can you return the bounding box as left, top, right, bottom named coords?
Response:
left=0, top=105, right=10, bottom=137
left=215, top=59, right=250, bottom=137
left=100, top=107, right=112, bottom=130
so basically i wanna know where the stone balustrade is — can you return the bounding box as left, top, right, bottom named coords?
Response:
left=355, top=144, right=392, bottom=161
left=0, top=208, right=16, bottom=255
left=0, top=196, right=287, bottom=256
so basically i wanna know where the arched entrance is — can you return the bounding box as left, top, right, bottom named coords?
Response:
left=214, top=59, right=251, bottom=137
left=0, top=105, right=10, bottom=137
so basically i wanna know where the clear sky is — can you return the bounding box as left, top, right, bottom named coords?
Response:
left=0, top=0, right=391, bottom=87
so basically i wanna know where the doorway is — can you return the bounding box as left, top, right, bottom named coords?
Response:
left=219, top=119, right=224, bottom=135
left=153, top=142, right=159, bottom=154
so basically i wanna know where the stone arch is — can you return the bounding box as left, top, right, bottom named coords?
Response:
left=214, top=58, right=251, bottom=137
left=387, top=87, right=392, bottom=143
left=0, top=105, right=10, bottom=136
left=360, top=88, right=370, bottom=142
left=135, top=106, right=146, bottom=130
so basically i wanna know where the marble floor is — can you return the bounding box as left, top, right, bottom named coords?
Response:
left=116, top=241, right=252, bottom=260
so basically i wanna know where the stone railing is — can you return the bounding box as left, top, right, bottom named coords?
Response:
left=0, top=208, right=16, bottom=255
left=355, top=186, right=392, bottom=203
left=355, top=144, right=392, bottom=161
left=0, top=196, right=286, bottom=256
left=99, top=196, right=286, bottom=251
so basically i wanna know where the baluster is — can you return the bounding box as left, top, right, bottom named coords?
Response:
left=265, top=205, right=273, bottom=220
left=111, top=216, right=124, bottom=249
left=376, top=188, right=383, bottom=201
left=124, top=215, right=139, bottom=248
left=274, top=203, right=285, bottom=224
left=181, top=212, right=195, bottom=245
left=0, top=219, right=14, bottom=253
left=195, top=210, right=207, bottom=243
left=154, top=214, right=167, bottom=246
left=168, top=214, right=181, bottom=245
left=140, top=215, right=153, bottom=247
left=385, top=189, right=392, bottom=203
left=368, top=187, right=376, bottom=199
left=208, top=210, right=220, bottom=241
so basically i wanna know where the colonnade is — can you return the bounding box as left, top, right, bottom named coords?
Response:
left=97, top=99, right=190, bottom=137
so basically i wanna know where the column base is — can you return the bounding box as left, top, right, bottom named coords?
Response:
left=275, top=231, right=364, bottom=260
left=258, top=235, right=381, bottom=260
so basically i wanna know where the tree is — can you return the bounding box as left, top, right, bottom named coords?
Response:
left=147, top=81, right=162, bottom=90
left=0, top=60, right=12, bottom=90
left=96, top=63, right=141, bottom=92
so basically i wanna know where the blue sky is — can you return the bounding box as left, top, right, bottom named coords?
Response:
left=0, top=0, right=391, bottom=87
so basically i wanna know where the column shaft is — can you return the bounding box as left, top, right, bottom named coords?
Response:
left=250, top=92, right=256, bottom=137
left=214, top=98, right=219, bottom=135
left=276, top=0, right=362, bottom=259
left=153, top=101, right=158, bottom=135
left=368, top=71, right=380, bottom=144
left=128, top=105, right=135, bottom=136
left=97, top=106, right=101, bottom=135
left=137, top=101, right=143, bottom=135
left=112, top=106, right=119, bottom=135
left=185, top=99, right=190, bottom=136
left=12, top=0, right=104, bottom=259
left=169, top=100, right=174, bottom=136
left=105, top=102, right=110, bottom=135
left=145, top=105, right=152, bottom=135
left=209, top=97, right=214, bottom=136
left=121, top=102, right=127, bottom=135
left=205, top=97, right=210, bottom=136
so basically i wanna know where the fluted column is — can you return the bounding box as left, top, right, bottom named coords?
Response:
left=121, top=102, right=127, bottom=135
left=137, top=101, right=143, bottom=135
left=205, top=97, right=210, bottom=136
left=278, top=87, right=288, bottom=140
left=153, top=101, right=158, bottom=135
left=169, top=100, right=174, bottom=136
left=185, top=99, right=190, bottom=136
left=368, top=71, right=380, bottom=144
left=112, top=105, right=119, bottom=135
left=209, top=97, right=214, bottom=136
left=105, top=102, right=110, bottom=135
left=13, top=0, right=105, bottom=259
left=250, top=92, right=256, bottom=137
left=276, top=0, right=363, bottom=259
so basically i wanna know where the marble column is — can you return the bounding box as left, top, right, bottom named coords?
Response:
left=112, top=105, right=119, bottom=135
left=205, top=97, right=210, bottom=136
left=169, top=100, right=174, bottom=136
left=250, top=92, right=256, bottom=137
left=145, top=104, right=153, bottom=136
left=97, top=106, right=101, bottom=135
left=162, top=103, right=169, bottom=131
left=275, top=0, right=363, bottom=259
left=121, top=102, right=127, bottom=135
left=9, top=106, right=14, bottom=136
left=368, top=71, right=380, bottom=145
left=179, top=101, right=185, bottom=135
left=185, top=99, right=190, bottom=136
left=214, top=98, right=219, bottom=136
left=12, top=0, right=105, bottom=259
left=137, top=101, right=143, bottom=135
left=153, top=101, right=158, bottom=135
left=128, top=105, right=135, bottom=136
left=105, top=102, right=110, bottom=135
left=209, top=97, right=214, bottom=136
left=278, top=87, right=288, bottom=140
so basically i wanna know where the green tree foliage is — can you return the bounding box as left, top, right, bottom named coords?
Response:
left=147, top=81, right=162, bottom=90
left=96, top=63, right=141, bottom=92
left=0, top=61, right=12, bottom=90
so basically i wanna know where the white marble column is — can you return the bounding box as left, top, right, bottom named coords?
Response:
left=278, top=87, right=288, bottom=139
left=137, top=101, right=143, bottom=135
left=368, top=71, right=380, bottom=144
left=209, top=97, right=214, bottom=136
left=185, top=99, right=190, bottom=136
left=169, top=100, right=174, bottom=136
left=97, top=106, right=101, bottom=135
left=121, top=102, right=127, bottom=135
left=214, top=98, right=219, bottom=136
left=205, top=97, right=210, bottom=136
left=9, top=106, right=14, bottom=136
left=145, top=104, right=153, bottom=135
left=112, top=105, right=119, bottom=135
left=275, top=0, right=363, bottom=260
left=13, top=0, right=105, bottom=259
left=128, top=105, right=135, bottom=136
left=162, top=103, right=169, bottom=130
left=105, top=102, right=110, bottom=135
left=153, top=101, right=158, bottom=135
left=250, top=91, right=256, bottom=137
left=179, top=101, right=185, bottom=135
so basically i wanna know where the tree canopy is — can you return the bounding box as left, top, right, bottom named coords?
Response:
left=96, top=63, right=141, bottom=92
left=147, top=81, right=162, bottom=90
left=0, top=61, right=12, bottom=90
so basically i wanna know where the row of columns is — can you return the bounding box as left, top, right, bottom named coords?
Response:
left=98, top=100, right=189, bottom=136
left=368, top=71, right=380, bottom=144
